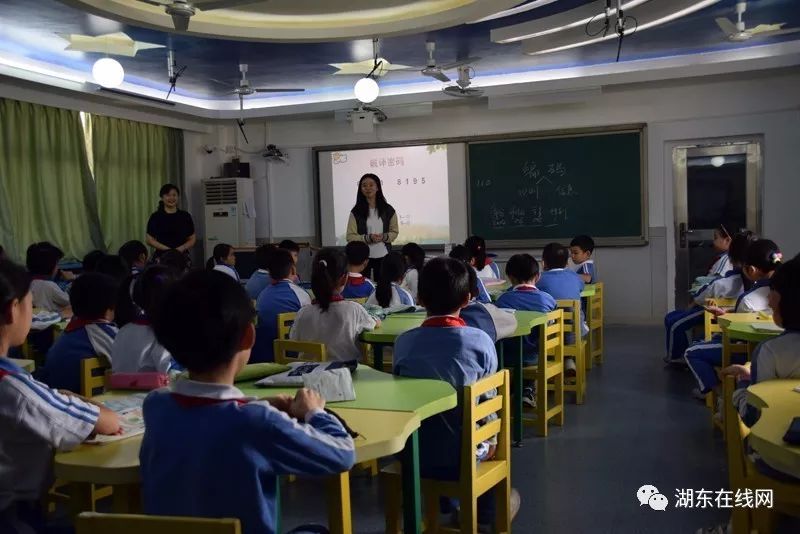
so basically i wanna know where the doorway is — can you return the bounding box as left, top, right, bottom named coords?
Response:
left=672, top=142, right=761, bottom=307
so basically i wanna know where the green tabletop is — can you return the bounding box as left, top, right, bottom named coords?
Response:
left=746, top=379, right=800, bottom=479
left=238, top=365, right=456, bottom=420
left=721, top=321, right=783, bottom=343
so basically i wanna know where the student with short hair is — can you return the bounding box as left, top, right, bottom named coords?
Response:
left=465, top=235, right=501, bottom=279
left=41, top=273, right=119, bottom=393
left=342, top=241, right=375, bottom=300
left=253, top=248, right=311, bottom=363
left=537, top=242, right=587, bottom=337
left=393, top=257, right=519, bottom=526
left=156, top=249, right=189, bottom=274
left=290, top=248, right=377, bottom=362
left=569, top=234, right=596, bottom=284
left=245, top=244, right=276, bottom=300
left=366, top=251, right=413, bottom=308
left=459, top=263, right=517, bottom=343
left=112, top=266, right=179, bottom=374
left=142, top=270, right=355, bottom=534
left=118, top=240, right=149, bottom=275
left=81, top=250, right=105, bottom=273
left=26, top=242, right=70, bottom=312
left=0, top=259, right=120, bottom=534
left=207, top=244, right=240, bottom=281
left=96, top=254, right=130, bottom=283
left=278, top=239, right=301, bottom=264
left=400, top=242, right=425, bottom=303
left=450, top=245, right=492, bottom=304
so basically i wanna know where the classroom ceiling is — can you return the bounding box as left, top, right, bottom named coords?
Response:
left=0, top=0, right=799, bottom=119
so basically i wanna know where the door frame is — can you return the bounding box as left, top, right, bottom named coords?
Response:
left=672, top=141, right=762, bottom=306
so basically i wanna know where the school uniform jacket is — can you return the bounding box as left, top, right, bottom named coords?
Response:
left=30, top=279, right=70, bottom=312
left=254, top=280, right=311, bottom=363
left=572, top=259, right=596, bottom=283
left=460, top=300, right=517, bottom=343
left=41, top=319, right=118, bottom=393
left=475, top=261, right=501, bottom=279
left=140, top=379, right=355, bottom=534
left=393, top=317, right=497, bottom=479
left=474, top=268, right=492, bottom=304
left=400, top=267, right=420, bottom=303
left=111, top=319, right=176, bottom=374
left=212, top=263, right=240, bottom=282
left=735, top=278, right=771, bottom=313
left=341, top=273, right=375, bottom=299
left=537, top=268, right=588, bottom=337
left=708, top=253, right=734, bottom=278
left=495, top=285, right=556, bottom=355
left=290, top=299, right=377, bottom=362
left=0, top=357, right=98, bottom=509
left=365, top=283, right=414, bottom=308
left=692, top=270, right=745, bottom=306
left=245, top=269, right=272, bottom=300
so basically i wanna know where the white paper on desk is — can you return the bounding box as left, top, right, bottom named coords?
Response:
left=752, top=322, right=784, bottom=333
left=302, top=368, right=355, bottom=402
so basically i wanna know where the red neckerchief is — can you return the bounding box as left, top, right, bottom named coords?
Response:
left=65, top=318, right=112, bottom=333
left=421, top=315, right=466, bottom=328
left=513, top=284, right=538, bottom=292
left=347, top=274, right=367, bottom=286
left=170, top=394, right=249, bottom=408
left=312, top=294, right=344, bottom=305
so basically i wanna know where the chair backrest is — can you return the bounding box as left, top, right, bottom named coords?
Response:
left=347, top=297, right=368, bottom=305
left=75, top=512, right=241, bottom=534
left=80, top=357, right=108, bottom=397
left=589, top=283, right=603, bottom=325
left=273, top=339, right=327, bottom=364
left=540, top=309, right=564, bottom=362
left=460, top=369, right=510, bottom=479
left=704, top=297, right=738, bottom=340
left=723, top=375, right=751, bottom=491
left=276, top=312, right=297, bottom=340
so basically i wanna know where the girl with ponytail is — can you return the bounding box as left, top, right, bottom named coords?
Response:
left=206, top=244, right=240, bottom=281
left=367, top=252, right=413, bottom=308
left=290, top=248, right=377, bottom=361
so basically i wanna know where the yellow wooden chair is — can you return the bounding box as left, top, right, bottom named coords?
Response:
left=273, top=339, right=327, bottom=364
left=524, top=310, right=564, bottom=437
left=276, top=312, right=296, bottom=340
left=703, top=297, right=738, bottom=340
left=75, top=512, right=241, bottom=534
left=556, top=299, right=587, bottom=405
left=723, top=376, right=800, bottom=534
left=586, top=282, right=604, bottom=368
left=80, top=357, right=109, bottom=398
left=347, top=297, right=368, bottom=304
left=382, top=370, right=512, bottom=534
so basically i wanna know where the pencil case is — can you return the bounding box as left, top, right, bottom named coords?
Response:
left=107, top=372, right=169, bottom=390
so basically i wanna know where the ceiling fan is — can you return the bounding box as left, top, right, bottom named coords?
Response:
left=211, top=63, right=304, bottom=143
left=715, top=1, right=800, bottom=42
left=136, top=0, right=264, bottom=31
left=442, top=65, right=483, bottom=98
left=165, top=50, right=187, bottom=99
left=415, top=41, right=481, bottom=83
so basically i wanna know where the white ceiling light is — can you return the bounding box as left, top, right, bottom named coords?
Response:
left=354, top=77, right=379, bottom=103
left=711, top=156, right=726, bottom=167
left=92, top=57, right=124, bottom=88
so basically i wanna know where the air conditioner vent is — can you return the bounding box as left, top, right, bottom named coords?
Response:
left=204, top=180, right=238, bottom=205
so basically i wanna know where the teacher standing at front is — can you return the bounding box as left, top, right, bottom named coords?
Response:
left=345, top=173, right=398, bottom=279
left=145, top=183, right=196, bottom=264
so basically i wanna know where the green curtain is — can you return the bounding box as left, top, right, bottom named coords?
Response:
left=0, top=99, right=103, bottom=261
left=91, top=115, right=184, bottom=253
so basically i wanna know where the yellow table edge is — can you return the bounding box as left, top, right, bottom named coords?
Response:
left=745, top=380, right=800, bottom=479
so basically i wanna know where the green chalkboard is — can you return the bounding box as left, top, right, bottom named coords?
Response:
left=468, top=128, right=646, bottom=246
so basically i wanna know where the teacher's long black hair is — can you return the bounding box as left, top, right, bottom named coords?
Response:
left=311, top=248, right=347, bottom=312
left=352, top=173, right=389, bottom=219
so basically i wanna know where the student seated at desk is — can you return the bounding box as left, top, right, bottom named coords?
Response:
left=26, top=242, right=72, bottom=313
left=0, top=259, right=120, bottom=534
left=460, top=266, right=516, bottom=343
left=245, top=244, right=276, bottom=300
left=112, top=266, right=179, bottom=374
left=156, top=249, right=189, bottom=275
left=707, top=223, right=734, bottom=277
left=341, top=241, right=375, bottom=300
left=366, top=252, right=413, bottom=308
left=569, top=234, right=596, bottom=284
left=279, top=239, right=301, bottom=266
left=664, top=231, right=754, bottom=363
left=142, top=270, right=355, bottom=534
left=400, top=242, right=425, bottom=303
left=537, top=242, right=588, bottom=340
left=119, top=240, right=148, bottom=276
left=253, top=249, right=310, bottom=363
left=81, top=250, right=105, bottom=273
left=685, top=239, right=782, bottom=400
left=41, top=273, right=119, bottom=393
left=207, top=243, right=240, bottom=282
left=290, top=248, right=377, bottom=362
left=465, top=235, right=501, bottom=279
left=450, top=245, right=491, bottom=304
left=393, top=257, right=520, bottom=526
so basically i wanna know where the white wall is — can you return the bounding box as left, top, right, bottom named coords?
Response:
left=203, top=68, right=800, bottom=324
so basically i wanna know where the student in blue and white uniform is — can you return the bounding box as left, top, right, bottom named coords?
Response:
left=450, top=245, right=492, bottom=303
left=366, top=252, right=414, bottom=308
left=707, top=224, right=734, bottom=277
left=394, top=256, right=520, bottom=526
left=460, top=266, right=517, bottom=343
left=253, top=249, right=311, bottom=363
left=537, top=242, right=587, bottom=338
left=26, top=242, right=72, bottom=313
left=0, top=260, right=120, bottom=534
left=342, top=241, right=375, bottom=300
left=142, top=270, right=355, bottom=534
left=41, top=273, right=119, bottom=393
left=290, top=249, right=377, bottom=362
left=245, top=244, right=276, bottom=300
left=118, top=240, right=149, bottom=277
left=400, top=242, right=426, bottom=303
left=664, top=231, right=755, bottom=363
left=207, top=243, right=240, bottom=282
left=112, top=266, right=179, bottom=374
left=569, top=234, right=596, bottom=284
left=465, top=235, right=501, bottom=279
left=685, top=239, right=783, bottom=399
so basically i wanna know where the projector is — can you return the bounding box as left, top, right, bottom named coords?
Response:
left=349, top=110, right=375, bottom=134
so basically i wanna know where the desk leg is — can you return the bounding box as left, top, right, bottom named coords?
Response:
left=495, top=340, right=505, bottom=369
left=372, top=343, right=386, bottom=371
left=67, top=483, right=93, bottom=518
left=111, top=483, right=141, bottom=513
left=327, top=472, right=352, bottom=534
left=400, top=431, right=422, bottom=534
left=512, top=337, right=524, bottom=447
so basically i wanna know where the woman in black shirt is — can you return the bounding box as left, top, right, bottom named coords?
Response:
left=146, top=184, right=196, bottom=262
